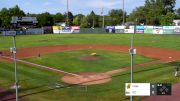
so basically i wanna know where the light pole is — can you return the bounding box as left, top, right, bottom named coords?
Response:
left=66, top=0, right=69, bottom=26
left=101, top=7, right=105, bottom=28
left=122, top=0, right=125, bottom=25
left=129, top=19, right=137, bottom=101
left=12, top=35, right=18, bottom=101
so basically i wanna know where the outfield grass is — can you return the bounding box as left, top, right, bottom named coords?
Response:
left=0, top=60, right=180, bottom=101
left=0, top=34, right=180, bottom=50
left=25, top=49, right=155, bottom=72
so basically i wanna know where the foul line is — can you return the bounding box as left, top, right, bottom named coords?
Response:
left=0, top=55, right=80, bottom=77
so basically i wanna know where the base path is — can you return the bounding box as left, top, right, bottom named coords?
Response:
left=143, top=83, right=180, bottom=101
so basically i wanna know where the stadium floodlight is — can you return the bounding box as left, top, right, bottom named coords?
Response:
left=66, top=0, right=69, bottom=26
left=101, top=6, right=105, bottom=28
left=123, top=0, right=125, bottom=25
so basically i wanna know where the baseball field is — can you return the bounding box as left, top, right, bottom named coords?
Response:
left=0, top=34, right=180, bottom=101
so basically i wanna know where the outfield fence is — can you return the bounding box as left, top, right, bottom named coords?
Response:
left=1, top=25, right=180, bottom=36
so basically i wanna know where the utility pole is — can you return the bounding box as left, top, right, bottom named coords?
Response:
left=122, top=0, right=125, bottom=25
left=66, top=0, right=69, bottom=26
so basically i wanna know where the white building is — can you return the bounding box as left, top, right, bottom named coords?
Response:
left=173, top=20, right=180, bottom=26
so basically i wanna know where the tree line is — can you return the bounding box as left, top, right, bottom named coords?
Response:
left=0, top=0, right=180, bottom=28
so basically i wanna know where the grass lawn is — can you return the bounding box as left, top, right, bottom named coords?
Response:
left=0, top=60, right=180, bottom=101
left=24, top=49, right=155, bottom=72
left=0, top=34, right=180, bottom=50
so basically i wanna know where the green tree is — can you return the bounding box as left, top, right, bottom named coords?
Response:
left=0, top=19, right=2, bottom=27
left=0, top=8, right=10, bottom=27
left=0, top=5, right=25, bottom=27
left=64, top=11, right=74, bottom=26
left=175, top=8, right=180, bottom=19
left=145, top=0, right=176, bottom=25
left=80, top=16, right=89, bottom=28
left=9, top=5, right=25, bottom=16
left=87, top=11, right=99, bottom=27
left=128, top=0, right=176, bottom=25
left=108, top=9, right=125, bottom=25
left=177, top=8, right=180, bottom=15
left=145, top=0, right=176, bottom=15
left=53, top=13, right=64, bottom=23
left=73, top=14, right=84, bottom=26
left=127, top=6, right=147, bottom=24
left=37, top=12, right=54, bottom=26
left=160, top=12, right=175, bottom=25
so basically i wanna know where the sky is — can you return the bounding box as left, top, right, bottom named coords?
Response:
left=0, top=0, right=180, bottom=15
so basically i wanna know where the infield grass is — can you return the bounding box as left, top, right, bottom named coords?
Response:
left=24, top=49, right=155, bottom=72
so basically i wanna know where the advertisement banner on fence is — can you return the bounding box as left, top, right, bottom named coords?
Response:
left=154, top=26, right=163, bottom=29
left=136, top=26, right=145, bottom=30
left=115, top=29, right=124, bottom=33
left=136, top=26, right=144, bottom=34
left=145, top=26, right=154, bottom=29
left=124, top=29, right=134, bottom=33
left=163, top=29, right=174, bottom=34
left=163, top=26, right=174, bottom=30
left=144, top=26, right=153, bottom=34
left=3, top=31, right=16, bottom=36
left=61, top=26, right=72, bottom=33
left=153, top=26, right=163, bottom=34
left=71, top=26, right=80, bottom=30
left=136, top=30, right=144, bottom=34
left=106, top=26, right=115, bottom=33
left=71, top=26, right=80, bottom=33
left=106, top=26, right=115, bottom=29
left=153, top=29, right=163, bottom=34
left=174, top=26, right=180, bottom=34
left=53, top=26, right=60, bottom=34
left=144, top=29, right=153, bottom=34
left=115, top=26, right=125, bottom=29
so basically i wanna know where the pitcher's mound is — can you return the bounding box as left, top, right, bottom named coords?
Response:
left=62, top=72, right=111, bottom=85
